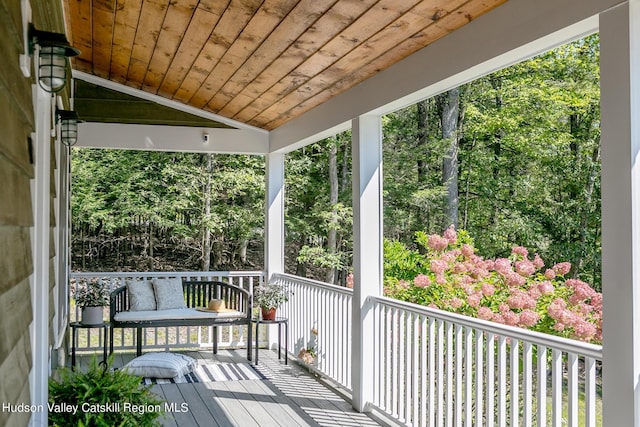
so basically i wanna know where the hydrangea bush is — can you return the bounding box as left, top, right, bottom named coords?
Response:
left=384, top=227, right=602, bottom=344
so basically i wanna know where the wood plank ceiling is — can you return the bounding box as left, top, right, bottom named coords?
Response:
left=63, top=0, right=507, bottom=131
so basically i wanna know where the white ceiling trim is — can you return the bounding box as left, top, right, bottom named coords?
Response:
left=72, top=71, right=268, bottom=135
left=269, top=0, right=613, bottom=153
left=76, top=122, right=269, bottom=155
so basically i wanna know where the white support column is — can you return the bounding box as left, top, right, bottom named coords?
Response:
left=55, top=145, right=70, bottom=362
left=600, top=2, right=640, bottom=426
left=265, top=152, right=285, bottom=280
left=264, top=153, right=285, bottom=351
left=351, top=115, right=383, bottom=412
left=29, top=86, right=52, bottom=427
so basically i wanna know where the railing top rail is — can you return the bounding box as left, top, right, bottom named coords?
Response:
left=273, top=273, right=353, bottom=296
left=370, top=294, right=602, bottom=359
left=70, top=271, right=265, bottom=278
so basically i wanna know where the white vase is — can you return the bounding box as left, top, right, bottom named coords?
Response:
left=81, top=306, right=104, bottom=325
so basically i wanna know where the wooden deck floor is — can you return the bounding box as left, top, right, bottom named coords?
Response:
left=74, top=349, right=385, bottom=427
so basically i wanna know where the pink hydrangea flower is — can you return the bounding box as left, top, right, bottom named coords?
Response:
left=506, top=271, right=526, bottom=287
left=503, top=311, right=520, bottom=326
left=466, top=292, right=482, bottom=307
left=553, top=322, right=566, bottom=332
left=443, top=226, right=458, bottom=244
left=478, top=307, right=493, bottom=320
left=548, top=298, right=567, bottom=320
left=481, top=283, right=495, bottom=297
left=572, top=319, right=597, bottom=341
left=528, top=286, right=541, bottom=299
left=430, top=259, right=448, bottom=275
left=566, top=279, right=597, bottom=300
left=441, top=250, right=461, bottom=263
left=453, top=263, right=468, bottom=274
left=519, top=309, right=540, bottom=327
left=538, top=281, right=554, bottom=295
left=448, top=297, right=463, bottom=309
left=544, top=269, right=556, bottom=280
left=533, top=254, right=545, bottom=269
left=461, top=244, right=474, bottom=258
left=552, top=262, right=571, bottom=275
left=512, top=246, right=529, bottom=258
left=471, top=267, right=490, bottom=280
left=515, top=260, right=536, bottom=277
left=494, top=258, right=512, bottom=275
left=507, top=289, right=527, bottom=309
left=428, top=234, right=449, bottom=251
left=413, top=274, right=431, bottom=288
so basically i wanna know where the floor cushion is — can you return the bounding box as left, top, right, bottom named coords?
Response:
left=123, top=352, right=196, bottom=379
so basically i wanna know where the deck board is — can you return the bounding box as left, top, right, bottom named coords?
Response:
left=74, top=349, right=383, bottom=426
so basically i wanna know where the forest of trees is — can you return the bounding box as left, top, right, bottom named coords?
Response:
left=71, top=35, right=601, bottom=290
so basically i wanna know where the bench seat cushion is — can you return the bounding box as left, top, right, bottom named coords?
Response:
left=114, top=307, right=244, bottom=322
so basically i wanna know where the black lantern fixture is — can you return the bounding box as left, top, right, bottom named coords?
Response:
left=29, top=25, right=80, bottom=93
left=57, top=109, right=82, bottom=146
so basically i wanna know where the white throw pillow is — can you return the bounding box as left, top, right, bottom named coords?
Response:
left=152, top=278, right=187, bottom=310
left=123, top=352, right=196, bottom=379
left=125, top=280, right=156, bottom=311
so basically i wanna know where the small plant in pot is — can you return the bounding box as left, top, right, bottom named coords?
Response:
left=73, top=279, right=110, bottom=325
left=253, top=282, right=290, bottom=320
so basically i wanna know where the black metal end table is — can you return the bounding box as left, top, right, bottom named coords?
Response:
left=251, top=317, right=288, bottom=365
left=70, top=321, right=108, bottom=369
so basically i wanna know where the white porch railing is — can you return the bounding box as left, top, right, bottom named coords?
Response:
left=277, top=274, right=603, bottom=427
left=274, top=273, right=353, bottom=389
left=69, top=271, right=264, bottom=353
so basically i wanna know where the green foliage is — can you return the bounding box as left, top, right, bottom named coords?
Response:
left=71, top=150, right=265, bottom=271
left=49, top=355, right=163, bottom=426
left=383, top=34, right=601, bottom=288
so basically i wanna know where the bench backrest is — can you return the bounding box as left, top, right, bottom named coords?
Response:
left=110, top=280, right=252, bottom=321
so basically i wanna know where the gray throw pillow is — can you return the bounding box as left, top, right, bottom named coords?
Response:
left=125, top=280, right=156, bottom=311
left=152, top=278, right=187, bottom=310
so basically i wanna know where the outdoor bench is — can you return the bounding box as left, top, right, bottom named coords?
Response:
left=109, top=280, right=252, bottom=360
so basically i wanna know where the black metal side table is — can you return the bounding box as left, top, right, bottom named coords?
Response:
left=70, top=321, right=108, bottom=369
left=251, top=317, right=288, bottom=365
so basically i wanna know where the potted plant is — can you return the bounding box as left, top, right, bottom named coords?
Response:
left=49, top=355, right=163, bottom=426
left=253, top=282, right=290, bottom=320
left=73, top=279, right=110, bottom=325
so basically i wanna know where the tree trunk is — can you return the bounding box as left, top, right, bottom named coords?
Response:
left=326, top=141, right=339, bottom=284
left=416, top=99, right=430, bottom=183
left=489, top=76, right=504, bottom=227
left=202, top=153, right=213, bottom=271
left=340, top=140, right=350, bottom=194
left=437, top=88, right=460, bottom=230
left=575, top=141, right=600, bottom=275
left=148, top=222, right=154, bottom=258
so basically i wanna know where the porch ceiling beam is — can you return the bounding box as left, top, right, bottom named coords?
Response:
left=269, top=0, right=612, bottom=152
left=76, top=122, right=269, bottom=155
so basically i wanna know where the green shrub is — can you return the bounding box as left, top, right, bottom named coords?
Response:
left=49, top=355, right=163, bottom=426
